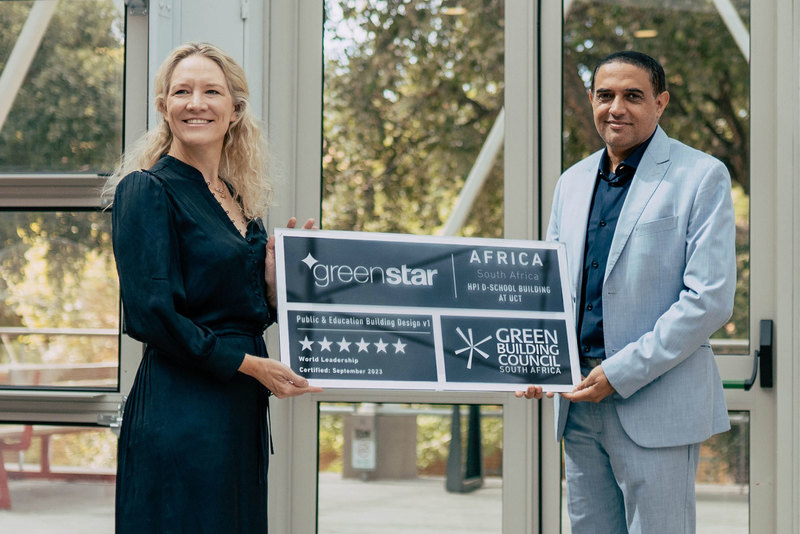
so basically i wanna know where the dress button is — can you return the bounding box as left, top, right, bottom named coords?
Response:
left=587, top=304, right=593, bottom=311
left=599, top=220, right=607, bottom=227
left=582, top=345, right=590, bottom=353
left=591, top=260, right=599, bottom=269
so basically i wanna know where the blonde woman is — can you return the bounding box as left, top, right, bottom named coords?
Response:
left=108, top=42, right=320, bottom=533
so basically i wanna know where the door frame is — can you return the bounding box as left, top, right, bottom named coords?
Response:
left=264, top=1, right=545, bottom=532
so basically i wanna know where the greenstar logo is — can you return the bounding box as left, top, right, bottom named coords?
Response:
left=301, top=253, right=439, bottom=288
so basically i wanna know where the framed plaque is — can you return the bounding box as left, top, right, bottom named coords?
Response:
left=275, top=229, right=580, bottom=392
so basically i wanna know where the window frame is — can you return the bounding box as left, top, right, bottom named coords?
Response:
left=0, top=3, right=147, bottom=424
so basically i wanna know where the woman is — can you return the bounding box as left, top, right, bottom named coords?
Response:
left=107, top=42, right=321, bottom=533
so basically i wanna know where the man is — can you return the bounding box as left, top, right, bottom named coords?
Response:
left=519, top=51, right=735, bottom=533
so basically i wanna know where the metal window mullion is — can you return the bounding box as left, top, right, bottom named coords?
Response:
left=0, top=175, right=108, bottom=208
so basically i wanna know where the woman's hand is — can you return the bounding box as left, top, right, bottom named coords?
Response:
left=265, top=217, right=317, bottom=308
left=514, top=386, right=553, bottom=400
left=239, top=354, right=323, bottom=398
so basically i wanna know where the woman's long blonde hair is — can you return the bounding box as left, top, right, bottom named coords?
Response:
left=104, top=42, right=273, bottom=219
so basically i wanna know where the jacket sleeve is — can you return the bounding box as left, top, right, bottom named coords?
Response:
left=112, top=171, right=246, bottom=379
left=602, top=159, right=737, bottom=398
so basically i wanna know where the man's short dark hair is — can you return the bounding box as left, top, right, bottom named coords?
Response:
left=590, top=51, right=667, bottom=96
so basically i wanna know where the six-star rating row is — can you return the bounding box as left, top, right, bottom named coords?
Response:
left=298, top=335, right=406, bottom=354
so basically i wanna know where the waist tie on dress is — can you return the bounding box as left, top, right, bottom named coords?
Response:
left=253, top=335, right=274, bottom=487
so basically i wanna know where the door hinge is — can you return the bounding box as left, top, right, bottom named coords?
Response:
left=127, top=0, right=149, bottom=16
left=97, top=396, right=126, bottom=436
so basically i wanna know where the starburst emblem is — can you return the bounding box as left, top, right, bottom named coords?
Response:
left=302, top=253, right=318, bottom=269
left=454, top=327, right=492, bottom=369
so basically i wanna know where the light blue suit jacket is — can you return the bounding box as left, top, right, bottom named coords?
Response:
left=549, top=126, right=735, bottom=448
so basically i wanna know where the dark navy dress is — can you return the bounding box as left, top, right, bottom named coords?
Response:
left=112, top=155, right=274, bottom=533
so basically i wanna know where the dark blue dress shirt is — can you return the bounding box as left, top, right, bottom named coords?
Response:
left=577, top=133, right=655, bottom=362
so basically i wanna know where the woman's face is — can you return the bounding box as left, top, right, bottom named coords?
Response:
left=163, top=55, right=236, bottom=158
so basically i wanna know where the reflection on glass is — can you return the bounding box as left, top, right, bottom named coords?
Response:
left=322, top=0, right=505, bottom=236
left=562, top=0, right=751, bottom=350
left=0, top=423, right=115, bottom=532
left=0, top=212, right=119, bottom=389
left=0, top=0, right=124, bottom=173
left=317, top=402, right=502, bottom=533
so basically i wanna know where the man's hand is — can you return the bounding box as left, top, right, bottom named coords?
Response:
left=561, top=365, right=615, bottom=403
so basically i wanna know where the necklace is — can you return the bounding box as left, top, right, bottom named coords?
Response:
left=205, top=178, right=248, bottom=235
left=205, top=179, right=227, bottom=199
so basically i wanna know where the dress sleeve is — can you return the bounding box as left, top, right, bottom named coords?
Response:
left=112, top=171, right=246, bottom=379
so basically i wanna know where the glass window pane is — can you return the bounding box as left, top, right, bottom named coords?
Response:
left=318, top=402, right=502, bottom=533
left=322, top=0, right=505, bottom=237
left=0, top=0, right=125, bottom=173
left=696, top=411, right=748, bottom=533
left=562, top=0, right=751, bottom=351
left=0, top=211, right=119, bottom=389
left=0, top=423, right=115, bottom=531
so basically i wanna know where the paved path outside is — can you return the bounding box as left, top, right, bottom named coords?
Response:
left=0, top=474, right=747, bottom=533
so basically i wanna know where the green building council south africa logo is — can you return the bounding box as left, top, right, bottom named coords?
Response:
left=452, top=325, right=563, bottom=375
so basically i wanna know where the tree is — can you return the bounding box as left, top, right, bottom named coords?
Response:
left=0, top=0, right=123, bottom=172
left=563, top=2, right=749, bottom=193
left=322, top=0, right=505, bottom=237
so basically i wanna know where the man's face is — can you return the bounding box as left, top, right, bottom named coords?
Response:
left=590, top=61, right=669, bottom=161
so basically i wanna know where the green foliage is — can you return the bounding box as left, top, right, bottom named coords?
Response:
left=49, top=429, right=118, bottom=469
left=322, top=0, right=504, bottom=236
left=319, top=413, right=345, bottom=472
left=0, top=212, right=119, bottom=377
left=698, top=416, right=749, bottom=485
left=318, top=405, right=504, bottom=477
left=415, top=413, right=452, bottom=473
left=0, top=0, right=124, bottom=172
left=563, top=2, right=750, bottom=193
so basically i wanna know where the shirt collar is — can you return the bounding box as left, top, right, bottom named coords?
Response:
left=597, top=128, right=657, bottom=185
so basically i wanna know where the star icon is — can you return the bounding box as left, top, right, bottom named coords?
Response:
left=337, top=337, right=352, bottom=352
left=299, top=336, right=314, bottom=351
left=318, top=337, right=333, bottom=352
left=302, top=253, right=318, bottom=269
left=392, top=339, right=407, bottom=354
left=356, top=338, right=370, bottom=352
left=374, top=338, right=388, bottom=353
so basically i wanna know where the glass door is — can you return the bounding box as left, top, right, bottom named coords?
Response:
left=318, top=2, right=508, bottom=532
left=543, top=0, right=782, bottom=532
left=268, top=1, right=543, bottom=531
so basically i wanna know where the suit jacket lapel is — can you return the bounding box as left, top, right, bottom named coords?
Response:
left=604, top=127, right=671, bottom=280
left=566, top=156, right=598, bottom=305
